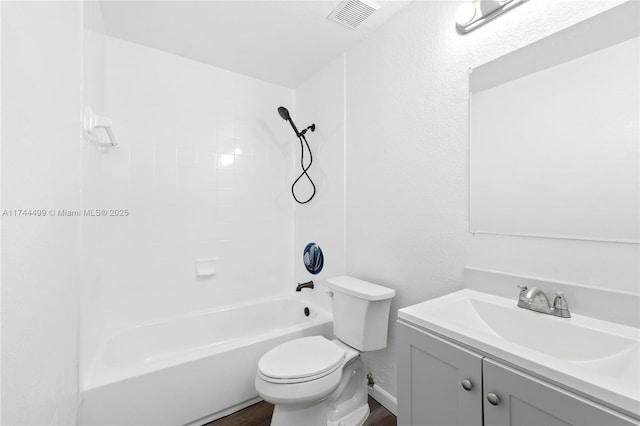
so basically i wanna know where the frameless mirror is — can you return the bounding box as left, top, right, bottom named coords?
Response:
left=469, top=2, right=639, bottom=243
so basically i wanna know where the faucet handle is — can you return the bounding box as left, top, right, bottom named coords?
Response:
left=515, top=285, right=528, bottom=307
left=552, top=292, right=571, bottom=317
left=553, top=292, right=567, bottom=307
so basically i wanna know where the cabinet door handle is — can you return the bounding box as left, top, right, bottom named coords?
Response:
left=486, top=393, right=500, bottom=406
left=461, top=379, right=473, bottom=391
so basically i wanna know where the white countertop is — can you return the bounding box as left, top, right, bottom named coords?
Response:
left=398, top=289, right=640, bottom=419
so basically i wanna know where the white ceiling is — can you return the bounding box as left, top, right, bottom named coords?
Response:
left=99, top=1, right=411, bottom=88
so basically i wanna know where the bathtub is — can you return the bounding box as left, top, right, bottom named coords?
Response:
left=80, top=296, right=333, bottom=426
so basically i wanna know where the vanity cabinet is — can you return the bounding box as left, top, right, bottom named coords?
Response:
left=482, top=358, right=637, bottom=426
left=397, top=321, right=638, bottom=426
left=397, top=321, right=483, bottom=425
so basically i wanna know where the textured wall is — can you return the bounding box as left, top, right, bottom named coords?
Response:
left=294, top=55, right=346, bottom=312
left=345, top=0, right=634, bottom=398
left=1, top=2, right=82, bottom=423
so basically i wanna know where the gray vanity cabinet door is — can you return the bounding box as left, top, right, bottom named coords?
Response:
left=482, top=358, right=638, bottom=426
left=397, top=322, right=483, bottom=426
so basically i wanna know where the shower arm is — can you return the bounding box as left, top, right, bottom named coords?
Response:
left=286, top=118, right=315, bottom=138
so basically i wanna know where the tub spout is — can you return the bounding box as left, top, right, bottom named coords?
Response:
left=296, top=281, right=314, bottom=292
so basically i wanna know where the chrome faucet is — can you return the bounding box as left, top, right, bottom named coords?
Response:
left=296, top=280, right=314, bottom=292
left=517, top=285, right=571, bottom=318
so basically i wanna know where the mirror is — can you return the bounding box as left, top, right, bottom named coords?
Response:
left=469, top=2, right=639, bottom=243
left=303, top=242, right=324, bottom=275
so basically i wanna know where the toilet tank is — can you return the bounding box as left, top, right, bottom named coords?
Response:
left=327, top=276, right=395, bottom=351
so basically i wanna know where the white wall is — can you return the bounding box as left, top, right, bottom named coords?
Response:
left=294, top=55, right=346, bottom=312
left=80, top=34, right=296, bottom=368
left=1, top=2, right=83, bottom=424
left=1, top=3, right=3, bottom=421
left=344, top=0, right=636, bottom=398
left=80, top=0, right=107, bottom=388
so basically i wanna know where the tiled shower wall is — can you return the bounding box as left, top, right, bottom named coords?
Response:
left=82, top=34, right=296, bottom=366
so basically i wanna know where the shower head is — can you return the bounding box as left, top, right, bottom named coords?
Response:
left=278, top=106, right=290, bottom=121
left=278, top=105, right=301, bottom=137
left=277, top=106, right=316, bottom=138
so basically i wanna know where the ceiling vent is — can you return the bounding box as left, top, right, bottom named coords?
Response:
left=328, top=0, right=380, bottom=30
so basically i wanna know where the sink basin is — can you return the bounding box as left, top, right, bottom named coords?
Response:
left=425, top=296, right=638, bottom=363
left=398, top=289, right=640, bottom=417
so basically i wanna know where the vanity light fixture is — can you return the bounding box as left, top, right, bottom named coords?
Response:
left=455, top=0, right=527, bottom=34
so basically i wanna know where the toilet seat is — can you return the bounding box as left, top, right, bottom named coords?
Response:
left=258, top=336, right=346, bottom=384
left=256, top=346, right=361, bottom=407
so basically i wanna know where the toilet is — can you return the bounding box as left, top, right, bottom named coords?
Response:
left=255, top=276, right=395, bottom=426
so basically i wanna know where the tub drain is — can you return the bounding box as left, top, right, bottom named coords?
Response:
left=304, top=307, right=310, bottom=317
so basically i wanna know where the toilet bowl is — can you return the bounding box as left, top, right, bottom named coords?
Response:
left=255, top=337, right=368, bottom=426
left=255, top=276, right=395, bottom=426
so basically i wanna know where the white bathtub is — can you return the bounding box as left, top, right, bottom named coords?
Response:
left=80, top=296, right=333, bottom=426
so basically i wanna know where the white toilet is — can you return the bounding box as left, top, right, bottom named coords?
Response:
left=255, top=276, right=395, bottom=426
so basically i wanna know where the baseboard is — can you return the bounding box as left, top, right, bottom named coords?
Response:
left=368, top=384, right=397, bottom=416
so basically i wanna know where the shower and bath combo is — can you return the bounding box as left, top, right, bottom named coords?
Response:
left=277, top=106, right=316, bottom=204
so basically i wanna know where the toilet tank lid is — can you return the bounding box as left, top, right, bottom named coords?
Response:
left=327, top=276, right=395, bottom=301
